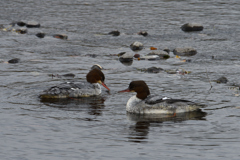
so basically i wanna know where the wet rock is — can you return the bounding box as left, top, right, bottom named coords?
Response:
left=8, top=58, right=20, bottom=64
left=108, top=30, right=120, bottom=36
left=26, top=21, right=40, bottom=28
left=118, top=52, right=134, bottom=62
left=16, top=28, right=27, bottom=34
left=163, top=48, right=170, bottom=54
left=53, top=34, right=68, bottom=40
left=147, top=50, right=170, bottom=59
left=144, top=67, right=163, bottom=73
left=173, top=47, right=197, bottom=56
left=140, top=55, right=160, bottom=60
left=36, top=32, right=45, bottom=38
left=165, top=69, right=190, bottom=75
left=130, top=41, right=143, bottom=51
left=91, top=64, right=103, bottom=70
left=138, top=31, right=148, bottom=37
left=17, top=21, right=26, bottom=27
left=62, top=73, right=75, bottom=78
left=214, top=76, right=228, bottom=83
left=181, top=23, right=203, bottom=32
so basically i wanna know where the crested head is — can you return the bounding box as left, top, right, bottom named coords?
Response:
left=128, top=80, right=150, bottom=100
left=86, top=68, right=110, bottom=91
left=86, top=68, right=105, bottom=84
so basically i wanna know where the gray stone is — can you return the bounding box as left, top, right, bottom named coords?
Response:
left=181, top=23, right=203, bottom=32
left=130, top=41, right=143, bottom=51
left=173, top=47, right=197, bottom=56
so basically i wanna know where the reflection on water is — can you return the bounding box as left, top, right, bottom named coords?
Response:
left=127, top=110, right=207, bottom=143
left=40, top=96, right=106, bottom=115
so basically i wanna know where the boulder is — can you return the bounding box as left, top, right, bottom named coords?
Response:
left=181, top=23, right=203, bottom=32
left=173, top=47, right=197, bottom=56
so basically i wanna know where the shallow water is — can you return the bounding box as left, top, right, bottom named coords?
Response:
left=1, top=0, right=240, bottom=159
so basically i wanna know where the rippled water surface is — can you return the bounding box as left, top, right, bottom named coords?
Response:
left=1, top=0, right=240, bottom=159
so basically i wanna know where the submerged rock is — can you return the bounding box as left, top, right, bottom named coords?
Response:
left=91, top=64, right=103, bottom=70
left=147, top=50, right=170, bottom=59
left=140, top=55, right=160, bottom=60
left=15, top=28, right=27, bottom=34
left=8, top=58, right=20, bottom=64
left=214, top=76, right=228, bottom=83
left=36, top=32, right=45, bottom=38
left=181, top=23, right=203, bottom=32
left=26, top=21, right=40, bottom=28
left=17, top=21, right=26, bottom=27
left=143, top=67, right=163, bottom=73
left=130, top=41, right=143, bottom=51
left=118, top=52, right=134, bottom=62
left=173, top=47, right=197, bottom=56
left=53, top=34, right=68, bottom=40
left=108, top=30, right=120, bottom=36
left=138, top=31, right=148, bottom=37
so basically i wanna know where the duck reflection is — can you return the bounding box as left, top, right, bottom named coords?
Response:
left=40, top=96, right=106, bottom=116
left=126, top=110, right=207, bottom=143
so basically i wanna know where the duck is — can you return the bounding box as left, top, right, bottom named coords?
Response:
left=119, top=80, right=205, bottom=114
left=40, top=68, right=110, bottom=99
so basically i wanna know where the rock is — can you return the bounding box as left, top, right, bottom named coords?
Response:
left=145, top=67, right=163, bottom=73
left=36, top=32, right=45, bottom=38
left=26, top=21, right=40, bottom=28
left=147, top=50, right=170, bottom=59
left=173, top=47, right=197, bottom=56
left=214, top=76, right=228, bottom=83
left=17, top=21, right=26, bottom=27
left=62, top=73, right=75, bottom=78
left=181, top=23, right=203, bottom=32
left=15, top=28, right=27, bottom=34
left=108, top=30, right=120, bottom=36
left=130, top=41, right=143, bottom=51
left=53, top=34, right=68, bottom=40
left=91, top=64, right=103, bottom=70
left=138, top=31, right=148, bottom=37
left=140, top=55, right=160, bottom=60
left=8, top=58, right=20, bottom=64
left=118, top=52, right=133, bottom=62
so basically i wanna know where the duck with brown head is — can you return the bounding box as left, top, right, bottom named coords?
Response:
left=119, top=80, right=205, bottom=114
left=40, top=68, right=110, bottom=99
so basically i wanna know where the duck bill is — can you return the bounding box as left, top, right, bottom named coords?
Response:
left=118, top=88, right=130, bottom=93
left=101, top=82, right=110, bottom=91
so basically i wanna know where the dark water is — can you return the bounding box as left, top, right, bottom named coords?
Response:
left=1, top=0, right=240, bottom=159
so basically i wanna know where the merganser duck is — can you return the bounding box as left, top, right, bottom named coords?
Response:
left=40, top=68, right=110, bottom=99
left=119, top=80, right=204, bottom=114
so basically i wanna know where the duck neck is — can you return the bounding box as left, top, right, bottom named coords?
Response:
left=136, top=91, right=150, bottom=100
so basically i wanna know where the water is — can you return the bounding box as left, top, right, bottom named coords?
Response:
left=1, top=0, right=240, bottom=159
